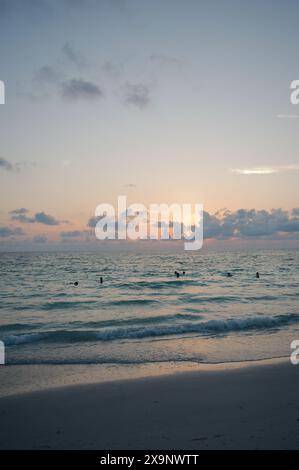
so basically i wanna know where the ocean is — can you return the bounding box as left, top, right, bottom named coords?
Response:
left=0, top=249, right=299, bottom=367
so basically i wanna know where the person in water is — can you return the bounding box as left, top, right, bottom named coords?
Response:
left=256, top=272, right=260, bottom=279
left=175, top=271, right=180, bottom=278
left=227, top=272, right=233, bottom=277
left=100, top=277, right=103, bottom=284
left=74, top=281, right=79, bottom=286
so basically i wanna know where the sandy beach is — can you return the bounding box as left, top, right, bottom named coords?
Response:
left=1, top=358, right=299, bottom=450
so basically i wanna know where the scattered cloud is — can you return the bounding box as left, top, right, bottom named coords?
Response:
left=102, top=60, right=123, bottom=79
left=61, top=78, right=103, bottom=101
left=0, top=157, right=14, bottom=172
left=60, top=230, right=84, bottom=237
left=0, top=226, right=25, bottom=237
left=34, top=212, right=60, bottom=225
left=231, top=167, right=278, bottom=175
left=150, top=53, right=183, bottom=69
left=0, top=157, right=34, bottom=173
left=87, top=215, right=104, bottom=228
left=10, top=209, right=61, bottom=225
left=34, top=65, right=61, bottom=85
left=203, top=208, right=299, bottom=239
left=231, top=165, right=299, bottom=175
left=33, top=235, right=48, bottom=243
left=62, top=42, right=87, bottom=68
left=10, top=208, right=29, bottom=215
left=123, top=83, right=152, bottom=109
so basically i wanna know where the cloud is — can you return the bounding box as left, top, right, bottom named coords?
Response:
left=34, top=212, right=60, bottom=225
left=87, top=216, right=104, bottom=228
left=102, top=61, right=123, bottom=79
left=62, top=42, right=87, bottom=67
left=0, top=226, right=25, bottom=237
left=33, top=65, right=61, bottom=85
left=61, top=78, right=103, bottom=101
left=10, top=209, right=60, bottom=225
left=123, top=83, right=151, bottom=109
left=0, top=157, right=13, bottom=172
left=60, top=230, right=84, bottom=237
left=231, top=165, right=299, bottom=175
left=203, top=208, right=299, bottom=240
left=33, top=235, right=48, bottom=243
left=10, top=208, right=29, bottom=215
left=150, top=53, right=183, bottom=69
left=0, top=157, right=35, bottom=173
left=11, top=214, right=35, bottom=223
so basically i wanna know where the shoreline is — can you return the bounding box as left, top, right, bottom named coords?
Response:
left=0, top=355, right=289, bottom=398
left=1, top=357, right=299, bottom=449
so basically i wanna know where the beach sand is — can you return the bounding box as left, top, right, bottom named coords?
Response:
left=1, top=358, right=299, bottom=450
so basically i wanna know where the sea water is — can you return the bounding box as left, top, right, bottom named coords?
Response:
left=0, top=249, right=298, bottom=366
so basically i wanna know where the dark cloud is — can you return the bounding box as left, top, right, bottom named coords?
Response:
left=123, top=83, right=151, bottom=109
left=10, top=209, right=60, bottom=225
left=34, top=212, right=60, bottom=226
left=61, top=78, right=103, bottom=101
left=87, top=216, right=105, bottom=228
left=11, top=213, right=35, bottom=223
left=0, top=157, right=13, bottom=172
left=203, top=209, right=299, bottom=240
left=0, top=226, right=25, bottom=237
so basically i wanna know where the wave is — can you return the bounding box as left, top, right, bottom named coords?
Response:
left=2, top=313, right=299, bottom=346
left=118, top=279, right=206, bottom=290
left=105, top=298, right=159, bottom=307
left=0, top=313, right=201, bottom=334
left=11, top=299, right=100, bottom=311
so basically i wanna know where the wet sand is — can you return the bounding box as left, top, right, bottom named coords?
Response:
left=1, top=358, right=299, bottom=449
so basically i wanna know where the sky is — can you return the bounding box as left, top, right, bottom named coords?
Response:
left=0, top=0, right=299, bottom=250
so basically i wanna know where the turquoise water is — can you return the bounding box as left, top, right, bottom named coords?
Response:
left=0, top=249, right=299, bottom=365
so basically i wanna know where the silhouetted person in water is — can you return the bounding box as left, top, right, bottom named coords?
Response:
left=182, top=271, right=186, bottom=275
left=100, top=277, right=103, bottom=284
left=227, top=272, right=233, bottom=278
left=74, top=281, right=79, bottom=286
left=175, top=271, right=180, bottom=278
left=256, top=272, right=260, bottom=279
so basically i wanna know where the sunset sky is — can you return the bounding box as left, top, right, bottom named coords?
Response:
left=0, top=0, right=299, bottom=249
